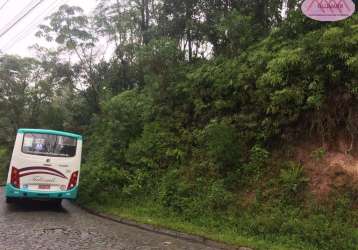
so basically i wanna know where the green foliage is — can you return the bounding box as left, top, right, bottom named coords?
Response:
left=0, top=1, right=357, bottom=249
left=200, top=120, right=242, bottom=173
left=240, top=206, right=358, bottom=250
left=36, top=5, right=95, bottom=49
left=126, top=122, right=183, bottom=171
left=158, top=169, right=233, bottom=218
left=0, top=147, right=9, bottom=182
left=77, top=13, right=358, bottom=249
left=79, top=163, right=131, bottom=203
left=214, top=11, right=263, bottom=55
left=158, top=169, right=192, bottom=215
left=137, top=38, right=183, bottom=75
left=279, top=162, right=308, bottom=202
left=311, top=147, right=327, bottom=161
left=86, top=90, right=152, bottom=166
left=245, top=145, right=270, bottom=178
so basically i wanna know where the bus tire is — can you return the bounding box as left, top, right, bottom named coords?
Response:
left=51, top=199, right=62, bottom=207
left=6, top=197, right=14, bottom=203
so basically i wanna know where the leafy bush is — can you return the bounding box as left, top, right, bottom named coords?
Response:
left=279, top=162, right=308, bottom=202
left=158, top=169, right=233, bottom=217
left=0, top=147, right=9, bottom=182
left=243, top=145, right=270, bottom=180
left=200, top=120, right=242, bottom=173
left=158, top=169, right=193, bottom=215
left=126, top=122, right=184, bottom=172
left=79, top=163, right=150, bottom=204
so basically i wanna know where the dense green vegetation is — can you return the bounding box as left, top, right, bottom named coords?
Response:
left=0, top=0, right=357, bottom=249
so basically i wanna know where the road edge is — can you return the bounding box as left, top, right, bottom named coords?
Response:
left=0, top=183, right=251, bottom=250
left=76, top=203, right=252, bottom=250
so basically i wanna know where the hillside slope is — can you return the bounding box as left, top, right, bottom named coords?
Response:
left=78, top=13, right=358, bottom=250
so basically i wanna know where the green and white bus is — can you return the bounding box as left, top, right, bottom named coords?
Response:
left=5, top=129, right=82, bottom=205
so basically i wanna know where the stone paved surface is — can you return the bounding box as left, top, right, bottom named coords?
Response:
left=0, top=188, right=218, bottom=250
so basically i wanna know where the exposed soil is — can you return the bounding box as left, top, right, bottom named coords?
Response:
left=295, top=136, right=358, bottom=200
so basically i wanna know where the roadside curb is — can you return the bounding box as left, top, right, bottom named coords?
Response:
left=76, top=204, right=252, bottom=250
left=0, top=184, right=252, bottom=250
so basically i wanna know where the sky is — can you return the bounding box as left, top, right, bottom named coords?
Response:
left=0, top=0, right=98, bottom=57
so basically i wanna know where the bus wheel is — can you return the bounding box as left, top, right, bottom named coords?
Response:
left=6, top=197, right=14, bottom=204
left=51, top=199, right=62, bottom=207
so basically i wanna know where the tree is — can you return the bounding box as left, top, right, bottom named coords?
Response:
left=36, top=4, right=104, bottom=113
left=0, top=55, right=64, bottom=144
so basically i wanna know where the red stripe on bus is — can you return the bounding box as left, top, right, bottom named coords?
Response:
left=19, top=166, right=66, bottom=178
left=19, top=171, right=68, bottom=179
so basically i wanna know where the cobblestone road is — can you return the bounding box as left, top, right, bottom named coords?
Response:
left=0, top=188, right=218, bottom=250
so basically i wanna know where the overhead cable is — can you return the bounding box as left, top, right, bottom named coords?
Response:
left=0, top=0, right=45, bottom=39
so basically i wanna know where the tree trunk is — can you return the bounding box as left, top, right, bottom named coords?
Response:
left=141, top=0, right=150, bottom=44
left=185, top=1, right=193, bottom=62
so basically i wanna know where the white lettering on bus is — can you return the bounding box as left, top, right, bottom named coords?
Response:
left=32, top=176, right=56, bottom=183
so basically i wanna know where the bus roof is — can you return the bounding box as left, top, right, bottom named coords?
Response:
left=17, top=128, right=82, bottom=140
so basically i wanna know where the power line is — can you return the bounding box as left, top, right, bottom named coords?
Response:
left=0, top=0, right=10, bottom=12
left=1, top=0, right=63, bottom=52
left=0, top=0, right=38, bottom=34
left=0, top=0, right=45, bottom=40
left=1, top=1, right=58, bottom=52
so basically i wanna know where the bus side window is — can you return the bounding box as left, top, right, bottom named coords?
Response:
left=23, top=135, right=34, bottom=152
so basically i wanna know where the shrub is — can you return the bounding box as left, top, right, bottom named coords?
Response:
left=79, top=163, right=137, bottom=204
left=243, top=145, right=270, bottom=179
left=158, top=169, right=193, bottom=215
left=201, top=120, right=242, bottom=172
left=158, top=169, right=233, bottom=217
left=279, top=162, right=308, bottom=202
left=126, top=122, right=183, bottom=171
left=0, top=146, right=9, bottom=182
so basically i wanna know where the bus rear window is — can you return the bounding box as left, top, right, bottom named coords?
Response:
left=22, top=133, right=77, bottom=157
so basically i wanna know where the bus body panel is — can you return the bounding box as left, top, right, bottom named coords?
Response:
left=5, top=130, right=82, bottom=200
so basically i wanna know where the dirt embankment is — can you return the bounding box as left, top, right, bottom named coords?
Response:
left=296, top=136, right=358, bottom=200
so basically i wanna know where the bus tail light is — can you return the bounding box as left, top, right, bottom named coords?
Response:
left=11, top=167, right=20, bottom=188
left=67, top=171, right=78, bottom=190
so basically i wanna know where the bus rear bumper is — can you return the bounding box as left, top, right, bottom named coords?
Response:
left=5, top=184, right=78, bottom=200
